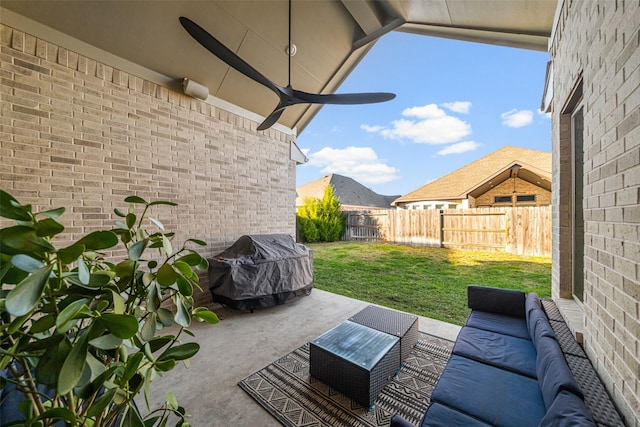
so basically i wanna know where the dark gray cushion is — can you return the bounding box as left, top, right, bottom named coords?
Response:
left=536, top=336, right=583, bottom=408
left=467, top=285, right=526, bottom=318
left=465, top=310, right=531, bottom=340
left=390, top=414, right=415, bottom=427
left=421, top=403, right=493, bottom=427
left=539, top=390, right=596, bottom=426
left=452, top=326, right=537, bottom=378
left=431, top=355, right=546, bottom=427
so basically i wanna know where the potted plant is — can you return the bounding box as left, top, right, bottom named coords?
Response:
left=0, top=190, right=219, bottom=426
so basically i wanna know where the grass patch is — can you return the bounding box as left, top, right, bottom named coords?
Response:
left=308, top=241, right=551, bottom=326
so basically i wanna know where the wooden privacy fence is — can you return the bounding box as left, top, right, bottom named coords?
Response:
left=342, top=206, right=551, bottom=257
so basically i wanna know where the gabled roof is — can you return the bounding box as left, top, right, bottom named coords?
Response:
left=392, top=146, right=551, bottom=205
left=297, top=174, right=399, bottom=209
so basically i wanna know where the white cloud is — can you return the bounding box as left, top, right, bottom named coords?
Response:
left=442, top=101, right=472, bottom=114
left=306, top=146, right=400, bottom=185
left=537, top=108, right=551, bottom=119
left=502, top=109, right=534, bottom=128
left=437, top=141, right=480, bottom=156
left=361, top=124, right=384, bottom=133
left=362, top=103, right=472, bottom=144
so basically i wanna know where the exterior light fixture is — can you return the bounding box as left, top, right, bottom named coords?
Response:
left=182, top=78, right=209, bottom=100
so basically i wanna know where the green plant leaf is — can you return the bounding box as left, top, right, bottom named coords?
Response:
left=172, top=261, right=193, bottom=279
left=154, top=359, right=175, bottom=372
left=129, top=239, right=148, bottom=261
left=186, top=238, right=207, bottom=246
left=5, top=265, right=53, bottom=316
left=156, top=308, right=174, bottom=327
left=0, top=190, right=32, bottom=221
left=175, top=297, right=190, bottom=327
left=111, top=289, right=125, bottom=314
left=56, top=298, right=90, bottom=333
left=89, top=333, right=123, bottom=350
left=35, top=337, right=71, bottom=388
left=58, top=243, right=85, bottom=264
left=29, top=313, right=56, bottom=333
left=166, top=391, right=179, bottom=410
left=141, top=314, right=157, bottom=341
left=176, top=275, right=193, bottom=297
left=114, top=207, right=127, bottom=217
left=162, top=234, right=172, bottom=256
left=122, top=402, right=145, bottom=427
left=78, top=258, right=90, bottom=285
left=11, top=254, right=45, bottom=272
left=76, top=230, right=119, bottom=250
left=156, top=264, right=177, bottom=287
left=158, top=342, right=200, bottom=361
left=86, top=387, right=117, bottom=417
left=58, top=333, right=89, bottom=394
left=176, top=253, right=201, bottom=266
left=196, top=257, right=209, bottom=271
left=148, top=200, right=177, bottom=207
left=0, top=225, right=55, bottom=256
left=20, top=332, right=64, bottom=352
left=35, top=218, right=65, bottom=238
left=146, top=336, right=173, bottom=353
left=65, top=272, right=111, bottom=289
left=126, top=213, right=136, bottom=229
left=124, top=196, right=147, bottom=204
left=37, top=407, right=77, bottom=425
left=122, top=352, right=144, bottom=383
left=37, top=207, right=65, bottom=219
left=99, top=314, right=138, bottom=339
left=115, top=259, right=135, bottom=277
left=193, top=308, right=219, bottom=325
left=115, top=220, right=128, bottom=230
left=148, top=216, right=165, bottom=231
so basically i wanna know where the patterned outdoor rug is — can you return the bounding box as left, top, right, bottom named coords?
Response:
left=238, top=332, right=453, bottom=427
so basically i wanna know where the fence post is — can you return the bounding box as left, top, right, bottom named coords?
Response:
left=439, top=210, right=445, bottom=248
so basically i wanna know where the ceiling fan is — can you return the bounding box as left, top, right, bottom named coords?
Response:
left=179, top=1, right=395, bottom=131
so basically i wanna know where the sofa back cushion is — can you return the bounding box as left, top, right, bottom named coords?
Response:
left=467, top=286, right=526, bottom=318
left=538, top=390, right=596, bottom=426
left=536, top=336, right=583, bottom=408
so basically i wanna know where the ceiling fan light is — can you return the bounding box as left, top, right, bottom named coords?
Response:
left=183, top=78, right=209, bottom=100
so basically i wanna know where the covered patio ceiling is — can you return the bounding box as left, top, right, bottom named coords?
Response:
left=1, top=0, right=557, bottom=133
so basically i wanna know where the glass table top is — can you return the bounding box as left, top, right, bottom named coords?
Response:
left=310, top=320, right=399, bottom=371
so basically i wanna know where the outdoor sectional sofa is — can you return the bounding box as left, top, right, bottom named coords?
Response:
left=391, top=285, right=597, bottom=427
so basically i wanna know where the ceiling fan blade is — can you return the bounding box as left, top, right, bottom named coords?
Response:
left=292, top=90, right=396, bottom=105
left=179, top=17, right=282, bottom=96
left=257, top=107, right=286, bottom=131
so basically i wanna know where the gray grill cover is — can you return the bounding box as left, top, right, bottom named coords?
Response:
left=208, top=234, right=313, bottom=310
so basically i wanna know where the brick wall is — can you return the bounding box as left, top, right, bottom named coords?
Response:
left=0, top=23, right=298, bottom=307
left=550, top=1, right=640, bottom=425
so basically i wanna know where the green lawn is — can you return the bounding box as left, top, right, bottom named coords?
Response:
left=307, top=241, right=551, bottom=326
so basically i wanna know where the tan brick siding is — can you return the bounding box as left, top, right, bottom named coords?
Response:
left=1, top=23, right=298, bottom=307
left=551, top=1, right=640, bottom=425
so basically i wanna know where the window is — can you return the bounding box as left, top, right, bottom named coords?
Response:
left=572, top=105, right=584, bottom=302
left=494, top=196, right=512, bottom=203
left=517, top=195, right=536, bottom=202
left=435, top=204, right=444, bottom=210
left=448, top=204, right=457, bottom=209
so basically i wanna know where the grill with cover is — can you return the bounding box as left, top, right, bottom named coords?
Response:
left=208, top=234, right=313, bottom=311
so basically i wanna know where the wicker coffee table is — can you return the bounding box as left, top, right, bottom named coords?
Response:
left=309, top=320, right=400, bottom=407
left=309, top=306, right=419, bottom=408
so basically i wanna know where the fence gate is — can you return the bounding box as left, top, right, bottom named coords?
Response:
left=342, top=211, right=388, bottom=242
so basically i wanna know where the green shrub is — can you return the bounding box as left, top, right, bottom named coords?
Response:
left=297, top=185, right=345, bottom=243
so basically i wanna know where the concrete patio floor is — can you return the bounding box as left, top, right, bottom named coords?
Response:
left=142, top=289, right=461, bottom=426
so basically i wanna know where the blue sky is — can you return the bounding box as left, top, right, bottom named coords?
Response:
left=296, top=31, right=551, bottom=197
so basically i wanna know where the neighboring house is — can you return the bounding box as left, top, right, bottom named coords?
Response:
left=296, top=174, right=399, bottom=211
left=393, top=146, right=552, bottom=210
